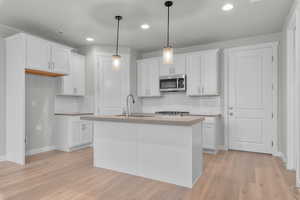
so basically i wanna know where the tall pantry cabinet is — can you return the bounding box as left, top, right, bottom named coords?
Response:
left=5, top=33, right=73, bottom=165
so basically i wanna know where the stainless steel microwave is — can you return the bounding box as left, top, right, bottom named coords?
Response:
left=159, top=74, right=186, bottom=92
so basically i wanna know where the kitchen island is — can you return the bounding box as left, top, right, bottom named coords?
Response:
left=81, top=115, right=205, bottom=188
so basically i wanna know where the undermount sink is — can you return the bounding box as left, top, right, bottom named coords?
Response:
left=116, top=114, right=152, bottom=118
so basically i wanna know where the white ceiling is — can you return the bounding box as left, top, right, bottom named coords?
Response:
left=0, top=0, right=293, bottom=52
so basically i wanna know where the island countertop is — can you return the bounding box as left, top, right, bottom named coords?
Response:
left=81, top=115, right=205, bottom=126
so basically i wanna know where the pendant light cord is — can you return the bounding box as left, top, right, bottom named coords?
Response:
left=167, top=6, right=170, bottom=47
left=116, top=18, right=120, bottom=55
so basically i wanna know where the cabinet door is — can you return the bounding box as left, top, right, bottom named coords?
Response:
left=173, top=54, right=186, bottom=75
left=26, top=35, right=51, bottom=71
left=137, top=58, right=160, bottom=97
left=202, top=51, right=219, bottom=95
left=59, top=53, right=85, bottom=96
left=137, top=61, right=147, bottom=97
left=148, top=58, right=160, bottom=97
left=186, top=53, right=203, bottom=96
left=80, top=122, right=93, bottom=144
left=71, top=121, right=82, bottom=147
left=159, top=54, right=186, bottom=76
left=51, top=44, right=70, bottom=74
left=202, top=123, right=216, bottom=150
left=72, top=54, right=85, bottom=96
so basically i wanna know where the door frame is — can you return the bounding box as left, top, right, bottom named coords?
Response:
left=286, top=9, right=300, bottom=187
left=223, top=42, right=279, bottom=155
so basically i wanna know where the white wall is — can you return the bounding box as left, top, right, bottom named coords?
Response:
left=140, top=32, right=284, bottom=153
left=25, top=74, right=57, bottom=153
left=0, top=37, right=5, bottom=158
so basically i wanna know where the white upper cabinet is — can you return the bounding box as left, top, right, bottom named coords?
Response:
left=186, top=49, right=220, bottom=96
left=25, top=34, right=71, bottom=74
left=26, top=35, right=51, bottom=72
left=58, top=53, right=85, bottom=96
left=137, top=57, right=160, bottom=97
left=160, top=54, right=186, bottom=76
left=51, top=44, right=71, bottom=74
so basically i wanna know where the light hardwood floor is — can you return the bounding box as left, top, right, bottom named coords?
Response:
left=0, top=148, right=299, bottom=200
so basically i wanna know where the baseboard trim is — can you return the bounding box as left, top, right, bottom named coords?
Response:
left=26, top=146, right=56, bottom=156
left=0, top=155, right=6, bottom=162
left=273, top=152, right=287, bottom=164
left=217, top=145, right=227, bottom=151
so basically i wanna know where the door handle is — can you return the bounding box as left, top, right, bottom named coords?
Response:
left=229, top=112, right=234, bottom=116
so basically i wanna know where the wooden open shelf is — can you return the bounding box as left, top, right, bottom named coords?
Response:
left=25, top=69, right=66, bottom=77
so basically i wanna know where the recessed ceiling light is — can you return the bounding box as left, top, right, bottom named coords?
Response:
left=250, top=0, right=262, bottom=3
left=141, top=24, right=150, bottom=30
left=222, top=3, right=234, bottom=11
left=86, top=37, right=95, bottom=42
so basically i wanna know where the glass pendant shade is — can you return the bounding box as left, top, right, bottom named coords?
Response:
left=112, top=16, right=122, bottom=71
left=163, top=46, right=173, bottom=65
left=112, top=55, right=121, bottom=71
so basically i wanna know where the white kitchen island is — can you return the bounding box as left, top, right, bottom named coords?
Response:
left=81, top=115, right=205, bottom=188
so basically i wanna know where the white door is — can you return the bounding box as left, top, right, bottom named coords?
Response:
left=26, top=35, right=51, bottom=71
left=97, top=55, right=127, bottom=115
left=228, top=47, right=274, bottom=154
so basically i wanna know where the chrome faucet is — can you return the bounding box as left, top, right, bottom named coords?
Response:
left=126, top=94, right=136, bottom=116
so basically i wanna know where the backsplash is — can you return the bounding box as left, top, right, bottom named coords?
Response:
left=55, top=95, right=94, bottom=114
left=141, top=93, right=222, bottom=115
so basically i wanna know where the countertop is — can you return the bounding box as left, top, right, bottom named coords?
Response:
left=55, top=113, right=94, bottom=116
left=190, top=114, right=222, bottom=117
left=81, top=115, right=205, bottom=126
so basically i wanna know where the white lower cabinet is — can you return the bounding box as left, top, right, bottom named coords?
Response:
left=54, top=116, right=93, bottom=152
left=202, top=117, right=222, bottom=153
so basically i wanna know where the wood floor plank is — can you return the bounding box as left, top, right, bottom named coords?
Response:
left=0, top=148, right=298, bottom=200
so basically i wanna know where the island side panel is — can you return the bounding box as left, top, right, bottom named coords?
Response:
left=93, top=122, right=138, bottom=175
left=192, top=122, right=203, bottom=184
left=93, top=121, right=202, bottom=188
left=137, top=124, right=193, bottom=188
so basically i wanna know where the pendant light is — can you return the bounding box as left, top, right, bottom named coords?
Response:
left=112, top=15, right=123, bottom=70
left=163, top=1, right=174, bottom=65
